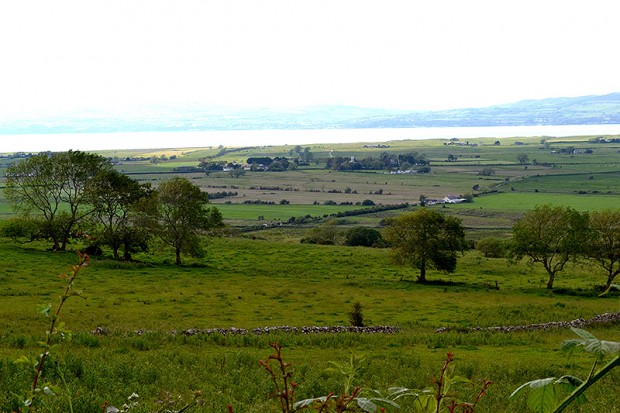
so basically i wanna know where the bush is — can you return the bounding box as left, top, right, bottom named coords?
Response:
left=476, top=237, right=507, bottom=258
left=344, top=227, right=384, bottom=247
left=348, top=302, right=365, bottom=327
left=300, top=220, right=339, bottom=245
left=0, top=217, right=43, bottom=242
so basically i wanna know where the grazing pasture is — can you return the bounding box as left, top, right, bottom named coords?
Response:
left=1, top=236, right=619, bottom=412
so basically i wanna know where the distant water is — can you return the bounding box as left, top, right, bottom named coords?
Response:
left=2, top=124, right=620, bottom=153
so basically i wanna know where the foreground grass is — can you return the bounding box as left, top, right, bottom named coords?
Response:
left=1, top=237, right=619, bottom=412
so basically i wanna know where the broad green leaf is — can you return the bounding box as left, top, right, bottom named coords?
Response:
left=412, top=394, right=437, bottom=413
left=387, top=387, right=420, bottom=400
left=510, top=377, right=555, bottom=399
left=446, top=374, right=472, bottom=386
left=526, top=384, right=560, bottom=413
left=570, top=327, right=596, bottom=341
left=584, top=339, right=620, bottom=356
left=556, top=376, right=587, bottom=405
left=369, top=398, right=400, bottom=409
left=293, top=396, right=328, bottom=409
left=14, top=355, right=33, bottom=365
left=356, top=398, right=378, bottom=412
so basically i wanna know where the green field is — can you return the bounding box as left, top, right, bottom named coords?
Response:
left=1, top=238, right=620, bottom=412
left=2, top=134, right=620, bottom=412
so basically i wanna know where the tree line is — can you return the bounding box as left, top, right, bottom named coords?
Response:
left=197, top=151, right=429, bottom=173
left=3, top=151, right=222, bottom=264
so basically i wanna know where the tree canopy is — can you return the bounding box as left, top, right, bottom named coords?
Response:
left=88, top=170, right=154, bottom=260
left=509, top=204, right=589, bottom=289
left=383, top=208, right=466, bottom=283
left=4, top=150, right=112, bottom=250
left=148, top=177, right=223, bottom=265
left=585, top=209, right=620, bottom=290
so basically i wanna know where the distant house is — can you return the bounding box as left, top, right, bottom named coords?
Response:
left=443, top=195, right=467, bottom=204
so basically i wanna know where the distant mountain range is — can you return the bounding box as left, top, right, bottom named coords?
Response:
left=2, top=93, right=619, bottom=134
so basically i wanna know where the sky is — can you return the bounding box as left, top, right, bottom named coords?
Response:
left=1, top=0, right=619, bottom=121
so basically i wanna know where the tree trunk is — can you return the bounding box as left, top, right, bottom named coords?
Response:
left=604, top=269, right=619, bottom=291
left=418, top=258, right=427, bottom=283
left=175, top=247, right=182, bottom=265
left=546, top=272, right=555, bottom=289
left=123, top=245, right=132, bottom=261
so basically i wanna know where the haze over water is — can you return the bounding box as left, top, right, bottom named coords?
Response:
left=2, top=124, right=620, bottom=153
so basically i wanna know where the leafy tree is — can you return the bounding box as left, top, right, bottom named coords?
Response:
left=584, top=210, right=620, bottom=290
left=301, top=220, right=339, bottom=245
left=517, top=153, right=530, bottom=164
left=476, top=237, right=507, bottom=258
left=88, top=170, right=154, bottom=260
left=149, top=177, right=223, bottom=265
left=344, top=226, right=384, bottom=247
left=4, top=151, right=112, bottom=250
left=509, top=204, right=589, bottom=289
left=383, top=209, right=467, bottom=283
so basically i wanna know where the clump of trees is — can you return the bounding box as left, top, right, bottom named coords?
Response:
left=4, top=150, right=114, bottom=251
left=476, top=237, right=507, bottom=258
left=3, top=151, right=223, bottom=265
left=326, top=152, right=428, bottom=172
left=508, top=205, right=620, bottom=290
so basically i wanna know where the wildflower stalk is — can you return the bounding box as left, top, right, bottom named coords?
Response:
left=30, top=251, right=89, bottom=404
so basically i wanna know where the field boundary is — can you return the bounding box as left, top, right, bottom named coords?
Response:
left=436, top=312, right=620, bottom=333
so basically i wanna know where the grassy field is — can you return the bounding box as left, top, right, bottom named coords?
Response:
left=1, top=237, right=620, bottom=412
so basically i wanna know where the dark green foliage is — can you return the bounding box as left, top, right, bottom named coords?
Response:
left=509, top=204, right=590, bottom=289
left=384, top=208, right=467, bottom=283
left=4, top=150, right=113, bottom=250
left=301, top=220, right=339, bottom=245
left=584, top=209, right=620, bottom=290
left=147, top=177, right=224, bottom=265
left=88, top=169, right=154, bottom=260
left=344, top=227, right=384, bottom=247
left=476, top=237, right=507, bottom=258
left=348, top=302, right=365, bottom=327
left=0, top=216, right=43, bottom=243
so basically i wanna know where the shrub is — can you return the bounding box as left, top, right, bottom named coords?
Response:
left=344, top=227, right=384, bottom=247
left=476, top=237, right=507, bottom=258
left=348, top=302, right=365, bottom=327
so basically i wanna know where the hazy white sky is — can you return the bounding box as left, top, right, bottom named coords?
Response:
left=1, top=0, right=619, bottom=117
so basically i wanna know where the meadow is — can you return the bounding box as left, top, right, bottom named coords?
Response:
left=1, top=237, right=620, bottom=412
left=1, top=133, right=620, bottom=412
